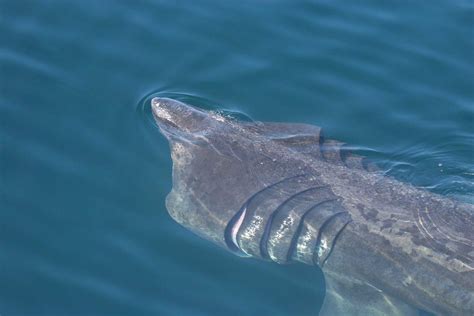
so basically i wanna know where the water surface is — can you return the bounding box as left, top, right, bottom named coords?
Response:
left=1, top=0, right=473, bottom=315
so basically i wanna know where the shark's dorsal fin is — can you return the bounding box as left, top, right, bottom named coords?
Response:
left=320, top=272, right=420, bottom=316
left=246, top=122, right=378, bottom=171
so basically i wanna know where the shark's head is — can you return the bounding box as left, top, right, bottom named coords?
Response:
left=151, top=97, right=325, bottom=262
left=151, top=97, right=218, bottom=137
left=151, top=97, right=264, bottom=253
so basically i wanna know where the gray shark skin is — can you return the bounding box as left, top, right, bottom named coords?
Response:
left=151, top=97, right=474, bottom=316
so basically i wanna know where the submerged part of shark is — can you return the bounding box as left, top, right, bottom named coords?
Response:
left=151, top=97, right=474, bottom=315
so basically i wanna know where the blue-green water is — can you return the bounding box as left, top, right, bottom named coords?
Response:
left=1, top=1, right=473, bottom=315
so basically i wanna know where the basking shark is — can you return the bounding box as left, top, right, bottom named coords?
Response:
left=151, top=97, right=474, bottom=315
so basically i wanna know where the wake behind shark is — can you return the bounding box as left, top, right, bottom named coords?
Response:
left=151, top=97, right=474, bottom=315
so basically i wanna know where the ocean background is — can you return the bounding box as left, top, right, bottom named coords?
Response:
left=1, top=0, right=473, bottom=315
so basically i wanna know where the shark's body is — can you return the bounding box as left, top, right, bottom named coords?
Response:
left=151, top=97, right=474, bottom=315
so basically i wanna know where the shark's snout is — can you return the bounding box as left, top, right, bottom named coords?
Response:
left=151, top=97, right=184, bottom=130
left=151, top=97, right=210, bottom=136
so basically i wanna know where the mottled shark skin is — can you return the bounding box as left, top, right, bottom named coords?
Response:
left=151, top=97, right=474, bottom=316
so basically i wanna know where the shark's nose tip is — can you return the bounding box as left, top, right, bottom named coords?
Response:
left=151, top=97, right=177, bottom=114
left=151, top=97, right=163, bottom=109
left=150, top=97, right=173, bottom=125
left=150, top=97, right=211, bottom=135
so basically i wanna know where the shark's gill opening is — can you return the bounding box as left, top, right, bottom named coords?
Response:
left=260, top=186, right=327, bottom=261
left=224, top=174, right=308, bottom=258
left=224, top=206, right=248, bottom=256
left=312, top=210, right=352, bottom=267
left=290, top=198, right=351, bottom=266
left=286, top=198, right=338, bottom=263
left=319, top=218, right=352, bottom=267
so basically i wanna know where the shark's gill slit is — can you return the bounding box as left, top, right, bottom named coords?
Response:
left=231, top=208, right=246, bottom=247
left=224, top=174, right=307, bottom=254
left=286, top=198, right=338, bottom=263
left=320, top=219, right=352, bottom=267
left=312, top=210, right=351, bottom=266
left=259, top=186, right=325, bottom=260
left=224, top=205, right=247, bottom=254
